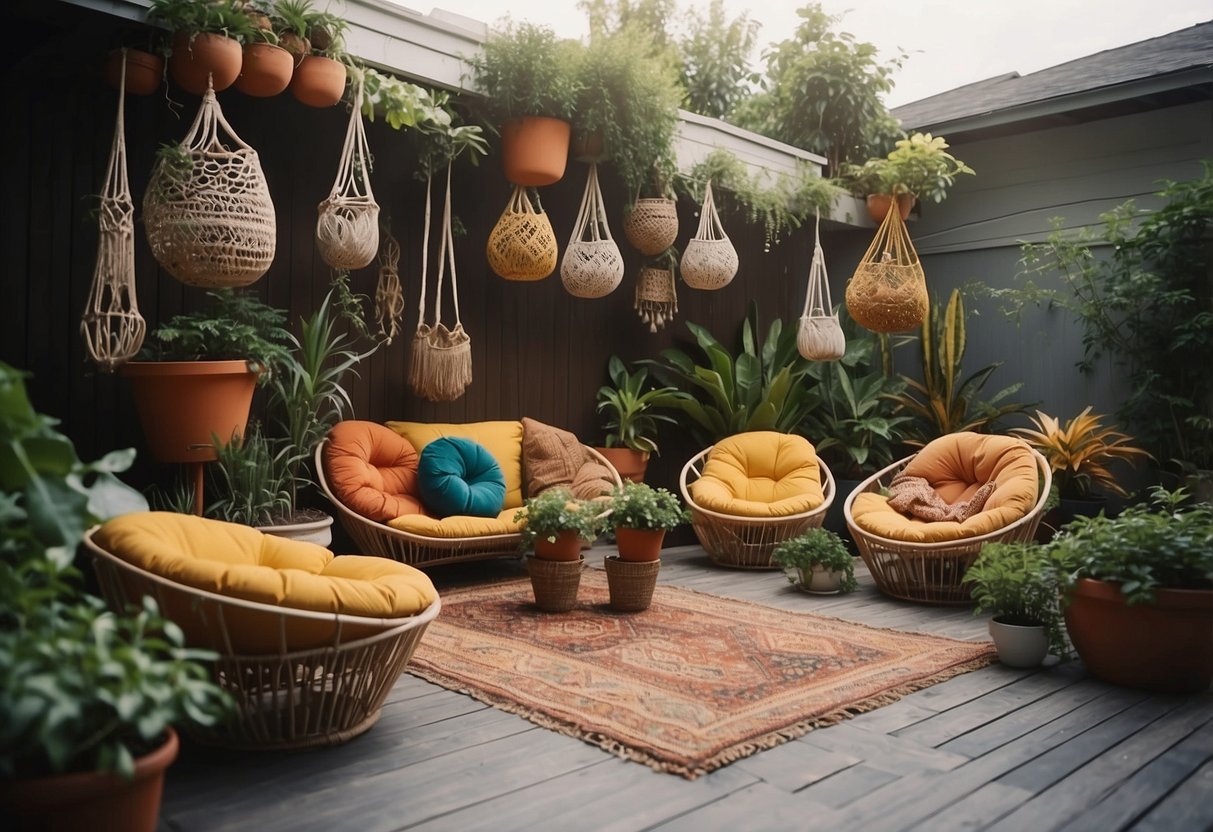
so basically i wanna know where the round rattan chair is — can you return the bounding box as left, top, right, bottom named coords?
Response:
left=844, top=446, right=1051, bottom=605
left=84, top=529, right=440, bottom=751
left=679, top=439, right=835, bottom=569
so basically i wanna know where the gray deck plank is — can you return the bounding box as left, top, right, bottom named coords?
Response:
left=905, top=781, right=1035, bottom=831
left=1130, top=758, right=1213, bottom=832
left=798, top=723, right=972, bottom=774
left=648, top=782, right=837, bottom=831
left=731, top=742, right=861, bottom=792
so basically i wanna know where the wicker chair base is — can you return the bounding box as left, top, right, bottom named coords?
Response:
left=527, top=556, right=583, bottom=612
left=604, top=556, right=660, bottom=611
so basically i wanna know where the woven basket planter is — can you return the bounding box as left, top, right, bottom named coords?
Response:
left=634, top=266, right=678, bottom=332
left=487, top=186, right=558, bottom=281
left=604, top=556, right=660, bottom=612
left=316, top=80, right=379, bottom=270
left=623, top=198, right=678, bottom=255
left=527, top=556, right=583, bottom=612
left=845, top=203, right=927, bottom=333
left=561, top=164, right=623, bottom=298
left=681, top=239, right=738, bottom=290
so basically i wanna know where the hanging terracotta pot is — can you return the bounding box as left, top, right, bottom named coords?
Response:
left=235, top=42, right=294, bottom=97
left=866, top=193, right=915, bottom=223
left=104, top=48, right=163, bottom=96
left=532, top=529, right=583, bottom=561
left=500, top=116, right=571, bottom=186
left=615, top=527, right=664, bottom=562
left=0, top=728, right=178, bottom=832
left=122, top=360, right=259, bottom=463
left=571, top=130, right=606, bottom=163
left=290, top=55, right=348, bottom=107
left=169, top=32, right=242, bottom=95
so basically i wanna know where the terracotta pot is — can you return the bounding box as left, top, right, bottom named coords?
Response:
left=1065, top=577, right=1213, bottom=693
left=532, top=529, right=584, bottom=561
left=169, top=31, right=243, bottom=95
left=615, top=527, right=665, bottom=562
left=289, top=55, right=348, bottom=107
left=258, top=514, right=334, bottom=547
left=235, top=42, right=294, bottom=97
left=865, top=193, right=915, bottom=223
left=500, top=116, right=571, bottom=187
left=1, top=727, right=178, bottom=832
left=104, top=48, right=164, bottom=96
left=595, top=447, right=650, bottom=483
left=571, top=130, right=606, bottom=163
left=989, top=616, right=1049, bottom=668
left=122, top=360, right=258, bottom=464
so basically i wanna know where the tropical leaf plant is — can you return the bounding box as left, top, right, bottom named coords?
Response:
left=891, top=289, right=1031, bottom=444
left=645, top=303, right=814, bottom=446
left=596, top=356, right=681, bottom=454
left=1011, top=407, right=1152, bottom=499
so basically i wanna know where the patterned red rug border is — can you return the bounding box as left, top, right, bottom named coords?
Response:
left=408, top=571, right=996, bottom=779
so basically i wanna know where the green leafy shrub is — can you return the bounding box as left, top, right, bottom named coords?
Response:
left=469, top=20, right=583, bottom=123
left=771, top=529, right=857, bottom=592
left=608, top=481, right=689, bottom=531
left=596, top=356, right=680, bottom=454
left=515, top=488, right=606, bottom=549
left=139, top=288, right=292, bottom=374
left=963, top=542, right=1068, bottom=657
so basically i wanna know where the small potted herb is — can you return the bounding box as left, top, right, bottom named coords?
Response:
left=515, top=488, right=604, bottom=612
left=608, top=481, right=689, bottom=562
left=843, top=132, right=974, bottom=221
left=771, top=529, right=858, bottom=595
left=963, top=542, right=1068, bottom=667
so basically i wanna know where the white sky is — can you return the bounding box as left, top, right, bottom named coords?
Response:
left=399, top=0, right=1212, bottom=108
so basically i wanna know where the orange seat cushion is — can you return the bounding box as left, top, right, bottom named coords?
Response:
left=324, top=420, right=423, bottom=522
left=851, top=433, right=1039, bottom=543
left=690, top=431, right=825, bottom=518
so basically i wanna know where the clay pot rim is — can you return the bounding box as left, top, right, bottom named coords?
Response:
left=120, top=359, right=258, bottom=376
left=1072, top=576, right=1213, bottom=609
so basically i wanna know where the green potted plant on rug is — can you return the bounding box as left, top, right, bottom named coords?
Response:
left=1049, top=486, right=1213, bottom=693
left=595, top=355, right=681, bottom=483
left=608, top=481, right=689, bottom=562
left=516, top=487, right=604, bottom=612
left=148, top=0, right=255, bottom=95
left=843, top=132, right=974, bottom=221
left=469, top=20, right=582, bottom=185
left=0, top=362, right=231, bottom=831
left=771, top=528, right=857, bottom=595
left=963, top=542, right=1068, bottom=668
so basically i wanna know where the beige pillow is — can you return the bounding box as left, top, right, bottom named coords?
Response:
left=886, top=474, right=996, bottom=523
left=521, top=418, right=613, bottom=498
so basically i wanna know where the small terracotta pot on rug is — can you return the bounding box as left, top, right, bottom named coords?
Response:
left=604, top=556, right=660, bottom=612
left=527, top=555, right=583, bottom=612
left=532, top=529, right=583, bottom=561
left=615, top=527, right=664, bottom=562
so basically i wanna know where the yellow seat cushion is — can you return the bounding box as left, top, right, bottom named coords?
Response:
left=93, top=512, right=437, bottom=652
left=387, top=508, right=522, bottom=539
left=851, top=433, right=1039, bottom=543
left=690, top=431, right=825, bottom=518
left=387, top=420, right=524, bottom=509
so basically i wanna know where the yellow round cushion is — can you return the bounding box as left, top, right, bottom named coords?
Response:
left=851, top=433, right=1039, bottom=543
left=690, top=431, right=824, bottom=518
left=388, top=508, right=523, bottom=539
left=93, top=513, right=437, bottom=652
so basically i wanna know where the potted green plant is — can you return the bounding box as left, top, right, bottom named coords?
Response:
left=963, top=542, right=1068, bottom=667
left=844, top=132, right=974, bottom=221
left=608, top=481, right=689, bottom=562
left=1050, top=486, right=1213, bottom=693
left=515, top=487, right=604, bottom=612
left=771, top=528, right=858, bottom=594
left=277, top=0, right=350, bottom=107
left=148, top=0, right=255, bottom=95
left=595, top=355, right=680, bottom=482
left=469, top=20, right=582, bottom=186
left=0, top=362, right=231, bottom=831
left=233, top=1, right=294, bottom=97
left=122, top=289, right=292, bottom=465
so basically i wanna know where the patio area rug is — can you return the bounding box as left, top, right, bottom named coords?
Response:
left=407, top=571, right=995, bottom=778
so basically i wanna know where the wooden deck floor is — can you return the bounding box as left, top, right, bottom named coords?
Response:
left=159, top=545, right=1213, bottom=832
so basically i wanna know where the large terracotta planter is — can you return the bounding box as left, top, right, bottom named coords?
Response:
left=1065, top=577, right=1213, bottom=693
left=104, top=48, right=164, bottom=96
left=235, top=43, right=294, bottom=97
left=615, top=527, right=665, bottom=562
left=169, top=32, right=243, bottom=95
left=122, top=360, right=258, bottom=463
left=501, top=116, right=571, bottom=187
left=289, top=55, right=347, bottom=107
left=1, top=727, right=178, bottom=832
left=532, top=529, right=583, bottom=561
left=865, top=193, right=915, bottom=223
left=595, top=447, right=649, bottom=483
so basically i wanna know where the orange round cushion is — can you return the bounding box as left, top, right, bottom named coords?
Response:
left=324, top=421, right=423, bottom=522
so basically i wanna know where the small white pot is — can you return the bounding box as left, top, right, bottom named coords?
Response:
left=795, top=565, right=843, bottom=595
left=989, top=616, right=1049, bottom=667
left=258, top=514, right=334, bottom=548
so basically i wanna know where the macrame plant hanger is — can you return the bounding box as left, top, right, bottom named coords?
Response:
left=486, top=185, right=558, bottom=281
left=81, top=49, right=145, bottom=372
left=681, top=179, right=738, bottom=290
left=144, top=75, right=275, bottom=288
left=317, top=77, right=379, bottom=270
left=409, top=162, right=471, bottom=402
left=797, top=210, right=846, bottom=361
left=374, top=227, right=403, bottom=344
left=844, top=196, right=928, bottom=333
left=561, top=162, right=624, bottom=298
left=634, top=266, right=678, bottom=332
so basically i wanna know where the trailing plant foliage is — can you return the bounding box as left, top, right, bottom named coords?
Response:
left=771, top=529, right=857, bottom=593
left=963, top=542, right=1069, bottom=658
left=1011, top=407, right=1151, bottom=500
left=469, top=20, right=583, bottom=123
left=139, top=288, right=292, bottom=375
left=1051, top=486, right=1213, bottom=605
left=596, top=356, right=681, bottom=454
left=645, top=303, right=815, bottom=446
left=997, top=166, right=1213, bottom=472
left=608, top=481, right=689, bottom=531
left=891, top=289, right=1031, bottom=444
left=148, top=0, right=256, bottom=40
left=516, top=487, right=606, bottom=548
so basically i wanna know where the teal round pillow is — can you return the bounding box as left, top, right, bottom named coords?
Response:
left=417, top=437, right=506, bottom=518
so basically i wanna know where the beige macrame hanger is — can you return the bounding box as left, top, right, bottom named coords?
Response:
left=845, top=197, right=928, bottom=332
left=561, top=163, right=623, bottom=298
left=797, top=210, right=846, bottom=360
left=81, top=48, right=145, bottom=372
left=681, top=179, right=738, bottom=290
left=317, top=77, right=379, bottom=270
left=374, top=228, right=403, bottom=344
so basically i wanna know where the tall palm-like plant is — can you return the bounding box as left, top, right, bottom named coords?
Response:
left=596, top=356, right=680, bottom=454
left=1012, top=407, right=1152, bottom=499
